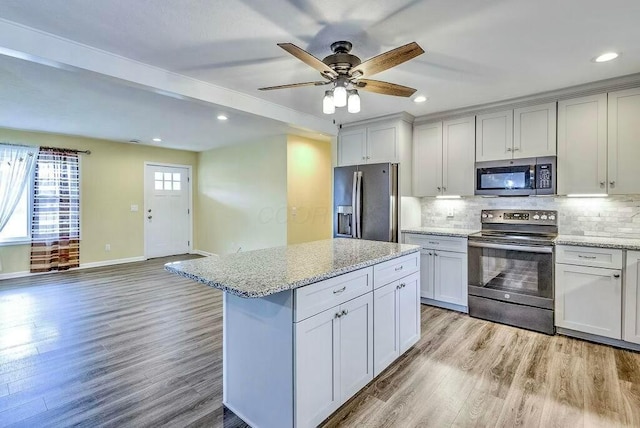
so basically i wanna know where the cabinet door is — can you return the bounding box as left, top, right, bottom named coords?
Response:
left=338, top=127, right=366, bottom=166
left=513, top=102, right=557, bottom=158
left=624, top=251, right=640, bottom=344
left=367, top=123, right=398, bottom=164
left=475, top=110, right=513, bottom=161
left=373, top=281, right=399, bottom=376
left=555, top=264, right=622, bottom=339
left=294, top=307, right=340, bottom=428
left=434, top=250, right=468, bottom=307
left=557, top=94, right=607, bottom=195
left=398, top=272, right=421, bottom=353
left=419, top=249, right=435, bottom=299
left=608, top=88, right=640, bottom=195
left=443, top=116, right=475, bottom=196
left=413, top=122, right=443, bottom=197
left=338, top=292, right=374, bottom=403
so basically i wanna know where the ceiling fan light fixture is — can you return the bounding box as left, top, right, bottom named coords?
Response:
left=323, top=90, right=335, bottom=114
left=347, top=90, right=360, bottom=113
left=333, top=81, right=347, bottom=107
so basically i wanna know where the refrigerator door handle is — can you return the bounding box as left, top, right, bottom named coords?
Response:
left=351, top=171, right=358, bottom=238
left=355, top=171, right=363, bottom=238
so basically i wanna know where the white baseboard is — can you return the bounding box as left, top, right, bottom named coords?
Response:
left=80, top=256, right=146, bottom=270
left=0, top=256, right=147, bottom=280
left=191, top=249, right=216, bottom=257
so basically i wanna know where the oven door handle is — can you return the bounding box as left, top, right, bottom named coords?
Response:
left=468, top=241, right=553, bottom=253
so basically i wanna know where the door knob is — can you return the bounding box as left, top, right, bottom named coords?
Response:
left=600, top=181, right=605, bottom=187
left=609, top=181, right=615, bottom=187
left=147, top=215, right=152, bottom=220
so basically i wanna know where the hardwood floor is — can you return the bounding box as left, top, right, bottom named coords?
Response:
left=1, top=258, right=639, bottom=427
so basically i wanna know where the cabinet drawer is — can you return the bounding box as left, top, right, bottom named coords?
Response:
left=294, top=267, right=373, bottom=322
left=556, top=245, right=623, bottom=269
left=373, top=253, right=419, bottom=289
left=404, top=234, right=467, bottom=253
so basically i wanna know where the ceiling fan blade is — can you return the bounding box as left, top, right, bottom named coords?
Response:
left=258, top=81, right=330, bottom=91
left=277, top=43, right=338, bottom=78
left=350, top=42, right=425, bottom=78
left=354, top=79, right=417, bottom=97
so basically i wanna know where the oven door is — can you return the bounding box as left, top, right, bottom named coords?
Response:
left=467, top=241, right=554, bottom=309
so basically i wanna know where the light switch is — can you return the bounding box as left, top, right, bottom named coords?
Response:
left=131, top=204, right=139, bottom=212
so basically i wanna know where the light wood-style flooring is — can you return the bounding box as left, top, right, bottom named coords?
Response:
left=1, top=257, right=639, bottom=427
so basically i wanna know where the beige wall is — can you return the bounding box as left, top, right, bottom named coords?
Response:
left=197, top=136, right=288, bottom=255
left=286, top=136, right=332, bottom=244
left=0, top=128, right=197, bottom=274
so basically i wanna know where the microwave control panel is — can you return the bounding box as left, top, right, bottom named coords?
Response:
left=536, top=163, right=553, bottom=190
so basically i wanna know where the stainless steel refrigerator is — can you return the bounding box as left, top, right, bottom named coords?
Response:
left=333, top=162, right=399, bottom=242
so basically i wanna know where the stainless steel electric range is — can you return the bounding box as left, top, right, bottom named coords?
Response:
left=467, top=209, right=557, bottom=335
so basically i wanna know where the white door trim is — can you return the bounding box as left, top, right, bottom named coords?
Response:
left=143, top=161, right=193, bottom=259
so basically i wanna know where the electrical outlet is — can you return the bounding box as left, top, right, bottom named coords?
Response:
left=447, top=208, right=455, bottom=217
left=105, top=244, right=111, bottom=251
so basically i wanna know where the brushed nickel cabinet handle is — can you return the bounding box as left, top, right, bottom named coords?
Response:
left=333, top=286, right=346, bottom=294
left=578, top=255, right=596, bottom=259
left=610, top=181, right=615, bottom=186
left=395, top=266, right=404, bottom=272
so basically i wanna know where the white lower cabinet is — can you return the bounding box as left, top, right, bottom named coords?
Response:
left=404, top=234, right=468, bottom=310
left=625, top=251, right=640, bottom=344
left=555, top=245, right=622, bottom=340
left=373, top=272, right=420, bottom=376
left=294, top=292, right=373, bottom=427
left=434, top=251, right=468, bottom=307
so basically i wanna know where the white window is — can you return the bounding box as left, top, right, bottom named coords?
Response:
left=0, top=185, right=30, bottom=243
left=154, top=171, right=181, bottom=191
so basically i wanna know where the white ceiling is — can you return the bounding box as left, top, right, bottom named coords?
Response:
left=0, top=0, right=639, bottom=150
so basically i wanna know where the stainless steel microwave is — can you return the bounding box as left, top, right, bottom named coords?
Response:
left=475, top=156, right=556, bottom=196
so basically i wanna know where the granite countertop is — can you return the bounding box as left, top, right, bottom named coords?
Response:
left=402, top=227, right=479, bottom=237
left=555, top=235, right=640, bottom=250
left=165, top=238, right=420, bottom=298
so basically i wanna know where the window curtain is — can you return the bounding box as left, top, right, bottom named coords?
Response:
left=0, top=143, right=38, bottom=233
left=30, top=148, right=80, bottom=273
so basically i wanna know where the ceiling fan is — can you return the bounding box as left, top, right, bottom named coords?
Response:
left=258, top=41, right=425, bottom=114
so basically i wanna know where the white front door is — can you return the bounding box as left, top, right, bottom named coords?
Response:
left=144, top=164, right=191, bottom=258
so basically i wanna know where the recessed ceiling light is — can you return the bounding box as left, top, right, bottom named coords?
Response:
left=217, top=115, right=228, bottom=121
left=152, top=138, right=162, bottom=142
left=413, top=95, right=428, bottom=103
left=593, top=52, right=619, bottom=63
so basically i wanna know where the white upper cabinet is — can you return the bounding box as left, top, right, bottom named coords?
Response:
left=557, top=94, right=607, bottom=195
left=338, top=116, right=413, bottom=196
left=475, top=110, right=513, bottom=162
left=367, top=123, right=398, bottom=164
left=476, top=104, right=557, bottom=162
left=412, top=122, right=442, bottom=197
left=338, top=128, right=366, bottom=166
left=413, top=117, right=474, bottom=197
left=608, top=88, right=640, bottom=195
left=513, top=102, right=557, bottom=158
left=442, top=116, right=475, bottom=196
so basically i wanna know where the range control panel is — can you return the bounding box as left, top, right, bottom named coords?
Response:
left=481, top=209, right=558, bottom=225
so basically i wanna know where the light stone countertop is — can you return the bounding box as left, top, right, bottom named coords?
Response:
left=165, top=238, right=420, bottom=298
left=402, top=227, right=479, bottom=238
left=555, top=235, right=640, bottom=250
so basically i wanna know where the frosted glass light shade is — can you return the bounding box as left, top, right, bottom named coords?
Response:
left=322, top=90, right=335, bottom=114
left=333, top=85, right=347, bottom=107
left=347, top=90, right=360, bottom=113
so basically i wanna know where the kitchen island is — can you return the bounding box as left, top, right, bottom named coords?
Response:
left=166, top=238, right=420, bottom=428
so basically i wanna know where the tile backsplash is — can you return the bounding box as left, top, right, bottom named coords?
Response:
left=420, top=195, right=640, bottom=238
